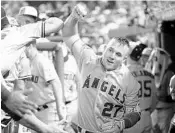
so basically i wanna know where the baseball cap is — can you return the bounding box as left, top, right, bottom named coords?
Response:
left=1, top=7, right=9, bottom=30
left=18, top=6, right=38, bottom=18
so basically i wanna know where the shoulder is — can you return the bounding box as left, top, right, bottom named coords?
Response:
left=120, top=64, right=133, bottom=77
left=122, top=64, right=140, bottom=89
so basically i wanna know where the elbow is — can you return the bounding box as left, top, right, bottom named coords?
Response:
left=53, top=18, right=64, bottom=32
left=55, top=19, right=64, bottom=31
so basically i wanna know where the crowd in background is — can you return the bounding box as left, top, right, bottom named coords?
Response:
left=2, top=0, right=160, bottom=52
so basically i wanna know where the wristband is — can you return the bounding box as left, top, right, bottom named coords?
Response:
left=114, top=119, right=125, bottom=131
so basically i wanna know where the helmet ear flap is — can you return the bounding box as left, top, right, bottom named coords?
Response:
left=130, top=43, right=147, bottom=61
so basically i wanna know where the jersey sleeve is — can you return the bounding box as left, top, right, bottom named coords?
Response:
left=125, top=71, right=141, bottom=114
left=63, top=34, right=96, bottom=71
left=38, top=56, right=58, bottom=82
left=20, top=21, right=45, bottom=38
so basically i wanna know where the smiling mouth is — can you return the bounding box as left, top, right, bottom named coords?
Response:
left=107, top=59, right=114, bottom=64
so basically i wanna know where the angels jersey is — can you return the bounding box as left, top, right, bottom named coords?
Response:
left=64, top=35, right=140, bottom=132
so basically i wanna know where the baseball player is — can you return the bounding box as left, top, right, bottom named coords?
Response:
left=17, top=6, right=38, bottom=26
left=169, top=75, right=175, bottom=133
left=62, top=4, right=141, bottom=133
left=15, top=4, right=66, bottom=124
left=25, top=39, right=66, bottom=127
left=1, top=6, right=38, bottom=118
left=1, top=6, right=66, bottom=133
left=147, top=48, right=175, bottom=133
left=124, top=42, right=157, bottom=133
left=61, top=43, right=80, bottom=122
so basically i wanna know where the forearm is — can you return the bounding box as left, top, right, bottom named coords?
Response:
left=62, top=14, right=79, bottom=38
left=51, top=79, right=65, bottom=118
left=123, top=112, right=141, bottom=129
left=1, top=101, right=21, bottom=121
left=1, top=82, right=11, bottom=102
left=45, top=17, right=64, bottom=36
left=19, top=113, right=50, bottom=133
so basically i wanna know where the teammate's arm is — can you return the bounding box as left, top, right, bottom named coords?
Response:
left=39, top=58, right=66, bottom=120
left=50, top=77, right=66, bottom=120
left=1, top=87, right=38, bottom=117
left=20, top=17, right=63, bottom=38
left=44, top=17, right=64, bottom=36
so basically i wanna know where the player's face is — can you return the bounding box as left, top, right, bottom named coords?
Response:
left=141, top=55, right=149, bottom=67
left=102, top=39, right=129, bottom=71
left=25, top=44, right=34, bottom=59
left=170, top=76, right=175, bottom=100
left=17, top=15, right=35, bottom=26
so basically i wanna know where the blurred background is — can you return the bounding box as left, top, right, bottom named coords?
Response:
left=1, top=0, right=175, bottom=55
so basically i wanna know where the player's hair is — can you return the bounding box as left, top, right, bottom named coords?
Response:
left=113, top=37, right=130, bottom=48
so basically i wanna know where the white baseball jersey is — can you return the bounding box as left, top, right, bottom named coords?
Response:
left=26, top=53, right=59, bottom=124
left=64, top=35, right=140, bottom=132
left=124, top=64, right=156, bottom=133
left=64, top=53, right=79, bottom=102
left=128, top=64, right=156, bottom=110
left=5, top=53, right=31, bottom=91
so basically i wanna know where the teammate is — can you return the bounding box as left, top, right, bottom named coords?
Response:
left=1, top=7, right=37, bottom=117
left=140, top=47, right=153, bottom=68
left=1, top=6, right=66, bottom=133
left=62, top=43, right=80, bottom=122
left=62, top=4, right=141, bottom=133
left=25, top=38, right=66, bottom=127
left=147, top=48, right=175, bottom=133
left=14, top=4, right=66, bottom=125
left=17, top=6, right=38, bottom=26
left=169, top=75, right=175, bottom=133
left=124, top=42, right=157, bottom=133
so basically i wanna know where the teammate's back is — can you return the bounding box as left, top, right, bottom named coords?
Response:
left=128, top=65, right=156, bottom=111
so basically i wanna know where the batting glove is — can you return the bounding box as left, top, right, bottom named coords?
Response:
left=101, top=119, right=125, bottom=133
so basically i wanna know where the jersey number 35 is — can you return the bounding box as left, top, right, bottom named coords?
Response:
left=138, top=80, right=151, bottom=98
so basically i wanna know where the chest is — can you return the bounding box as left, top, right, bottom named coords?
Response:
left=81, top=67, right=127, bottom=104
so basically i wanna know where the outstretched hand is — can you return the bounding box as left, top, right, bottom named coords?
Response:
left=4, top=88, right=38, bottom=117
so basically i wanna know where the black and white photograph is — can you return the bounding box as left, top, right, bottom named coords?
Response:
left=1, top=0, right=175, bottom=133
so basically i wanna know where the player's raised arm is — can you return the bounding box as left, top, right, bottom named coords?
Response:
left=62, top=4, right=87, bottom=56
